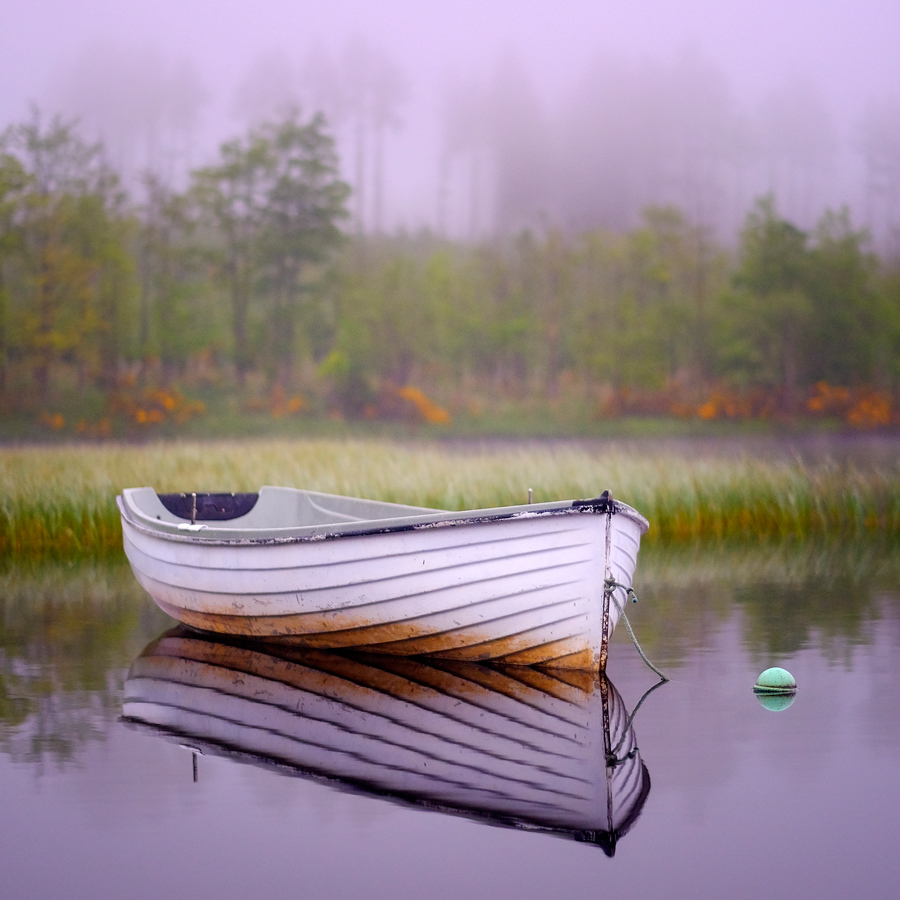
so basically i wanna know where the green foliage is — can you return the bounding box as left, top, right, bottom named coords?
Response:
left=876, top=268, right=900, bottom=385
left=587, top=207, right=724, bottom=387
left=719, top=197, right=894, bottom=408
left=317, top=210, right=730, bottom=412
left=0, top=151, right=30, bottom=391
left=0, top=111, right=137, bottom=400
left=807, top=209, right=883, bottom=385
left=724, top=197, right=813, bottom=405
left=0, top=107, right=895, bottom=430
left=193, top=112, right=349, bottom=385
left=137, top=174, right=220, bottom=373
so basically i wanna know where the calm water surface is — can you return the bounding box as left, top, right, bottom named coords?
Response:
left=2, top=539, right=899, bottom=900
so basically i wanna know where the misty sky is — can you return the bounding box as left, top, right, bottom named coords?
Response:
left=3, top=0, right=899, bottom=240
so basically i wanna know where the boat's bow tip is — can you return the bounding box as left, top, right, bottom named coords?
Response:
left=574, top=829, right=616, bottom=856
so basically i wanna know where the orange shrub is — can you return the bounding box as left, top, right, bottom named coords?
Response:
left=807, top=382, right=851, bottom=415
left=109, top=386, right=206, bottom=430
left=602, top=384, right=776, bottom=422
left=846, top=393, right=891, bottom=428
left=38, top=411, right=65, bottom=430
left=806, top=382, right=893, bottom=429
left=396, top=386, right=451, bottom=425
left=243, top=385, right=307, bottom=418
left=366, top=384, right=451, bottom=425
left=598, top=380, right=897, bottom=429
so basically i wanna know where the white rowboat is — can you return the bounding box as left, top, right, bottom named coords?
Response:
left=123, top=629, right=652, bottom=854
left=118, top=486, right=649, bottom=670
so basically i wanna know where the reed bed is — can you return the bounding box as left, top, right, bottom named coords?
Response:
left=2, top=438, right=899, bottom=557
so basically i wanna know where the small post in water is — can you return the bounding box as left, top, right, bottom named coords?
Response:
left=527, top=488, right=533, bottom=505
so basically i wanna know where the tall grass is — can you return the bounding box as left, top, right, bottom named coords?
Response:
left=2, top=438, right=899, bottom=557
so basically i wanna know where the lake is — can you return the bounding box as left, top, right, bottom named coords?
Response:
left=1, top=538, right=899, bottom=900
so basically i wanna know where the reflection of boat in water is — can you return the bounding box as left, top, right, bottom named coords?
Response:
left=122, top=628, right=652, bottom=855
left=117, top=487, right=648, bottom=670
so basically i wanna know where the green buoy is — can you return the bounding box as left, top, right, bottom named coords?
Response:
left=753, top=667, right=797, bottom=694
left=753, top=668, right=796, bottom=712
left=756, top=692, right=796, bottom=712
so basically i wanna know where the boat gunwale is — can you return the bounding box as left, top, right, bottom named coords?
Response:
left=117, top=491, right=649, bottom=548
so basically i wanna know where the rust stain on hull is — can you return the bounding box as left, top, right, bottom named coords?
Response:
left=153, top=595, right=604, bottom=671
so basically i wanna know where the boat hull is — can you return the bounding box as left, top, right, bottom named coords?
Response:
left=119, top=491, right=646, bottom=670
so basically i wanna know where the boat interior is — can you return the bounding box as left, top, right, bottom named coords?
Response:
left=127, top=486, right=439, bottom=530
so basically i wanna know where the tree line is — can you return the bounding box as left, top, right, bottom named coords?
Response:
left=1, top=109, right=898, bottom=432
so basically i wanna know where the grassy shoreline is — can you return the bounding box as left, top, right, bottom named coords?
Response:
left=2, top=437, right=899, bottom=558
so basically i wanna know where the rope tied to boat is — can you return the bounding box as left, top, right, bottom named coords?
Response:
left=605, top=677, right=668, bottom=767
left=605, top=578, right=639, bottom=605
left=604, top=578, right=669, bottom=682
left=606, top=747, right=639, bottom=768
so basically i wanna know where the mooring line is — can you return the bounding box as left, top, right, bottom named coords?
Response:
left=606, top=676, right=668, bottom=765
left=604, top=578, right=669, bottom=682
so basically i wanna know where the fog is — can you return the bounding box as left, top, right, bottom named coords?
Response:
left=2, top=0, right=899, bottom=246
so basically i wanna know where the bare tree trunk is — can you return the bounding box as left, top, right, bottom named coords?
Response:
left=231, top=265, right=250, bottom=388
left=354, top=111, right=367, bottom=235
left=137, top=231, right=154, bottom=386
left=781, top=323, right=798, bottom=415
left=34, top=243, right=54, bottom=403
left=0, top=273, right=7, bottom=396
left=436, top=152, right=449, bottom=237
left=469, top=149, right=481, bottom=240
left=373, top=123, right=384, bottom=234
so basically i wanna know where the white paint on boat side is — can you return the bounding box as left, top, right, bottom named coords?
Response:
left=118, top=488, right=647, bottom=668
